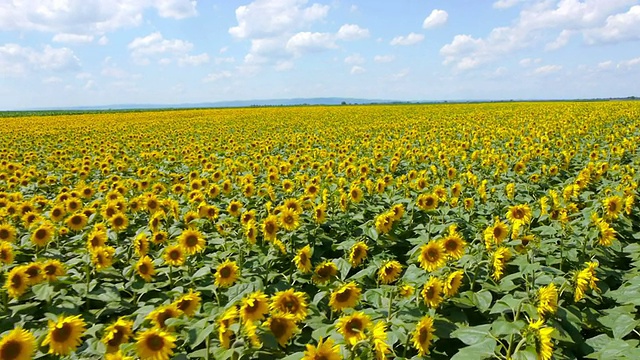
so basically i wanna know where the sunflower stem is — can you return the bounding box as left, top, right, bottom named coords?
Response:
left=386, top=291, right=395, bottom=322
left=168, top=265, right=173, bottom=288
left=85, top=261, right=91, bottom=310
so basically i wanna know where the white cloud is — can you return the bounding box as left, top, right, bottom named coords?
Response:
left=519, top=58, right=542, bottom=67
left=374, top=55, right=395, bottom=63
left=545, top=29, right=573, bottom=50
left=203, top=71, right=232, bottom=83
left=0, top=0, right=198, bottom=35
left=42, top=76, right=63, bottom=84
left=336, top=24, right=370, bottom=40
left=229, top=0, right=329, bottom=39
left=617, top=57, right=640, bottom=69
left=390, top=32, right=425, bottom=46
left=584, top=5, right=640, bottom=44
left=350, top=66, right=365, bottom=74
left=178, top=53, right=210, bottom=66
left=493, top=0, right=526, bottom=9
left=423, top=9, right=448, bottom=29
left=390, top=68, right=410, bottom=81
left=598, top=60, right=613, bottom=69
left=441, top=1, right=638, bottom=70
left=128, top=32, right=194, bottom=65
left=533, top=64, right=562, bottom=75
left=344, top=53, right=365, bottom=65
left=0, top=44, right=80, bottom=76
left=275, top=60, right=294, bottom=71
left=286, top=32, right=337, bottom=56
left=214, top=57, right=235, bottom=65
left=52, top=33, right=94, bottom=44
left=98, top=36, right=109, bottom=45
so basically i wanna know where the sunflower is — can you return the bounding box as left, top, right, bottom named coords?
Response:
left=270, top=288, right=308, bottom=322
left=484, top=220, right=509, bottom=249
left=329, top=282, right=361, bottom=312
left=416, top=193, right=439, bottom=211
left=398, top=283, right=415, bottom=298
left=375, top=212, right=394, bottom=234
left=178, top=228, right=205, bottom=255
left=217, top=306, right=238, bottom=349
left=412, top=315, right=435, bottom=356
left=30, top=221, right=55, bottom=247
left=279, top=207, right=300, bottom=232
left=492, top=247, right=512, bottom=281
left=443, top=270, right=464, bottom=297
left=24, top=262, right=43, bottom=285
left=348, top=241, right=368, bottom=267
left=90, top=246, right=116, bottom=270
left=418, top=241, right=446, bottom=272
left=151, top=231, right=168, bottom=244
left=147, top=304, right=183, bottom=329
left=303, top=337, right=342, bottom=360
left=314, top=203, right=327, bottom=224
left=283, top=198, right=302, bottom=214
left=135, top=328, right=176, bottom=360
left=237, top=291, right=269, bottom=323
left=348, top=186, right=363, bottom=203
left=42, top=315, right=86, bottom=356
left=537, top=283, right=558, bottom=317
left=66, top=212, right=88, bottom=231
left=378, top=260, right=403, bottom=284
left=603, top=195, right=623, bottom=219
left=574, top=262, right=599, bottom=302
left=109, top=212, right=129, bottom=232
left=49, top=205, right=66, bottom=222
left=265, top=313, right=298, bottom=347
left=242, top=220, right=257, bottom=245
left=441, top=232, right=467, bottom=260
left=262, top=215, right=279, bottom=241
left=312, top=261, right=338, bottom=284
left=135, top=256, right=156, bottom=282
left=102, top=317, right=134, bottom=353
left=4, top=266, right=28, bottom=299
left=86, top=228, right=107, bottom=250
left=227, top=200, right=243, bottom=217
left=215, top=260, right=239, bottom=288
left=0, top=241, right=14, bottom=265
left=506, top=204, right=532, bottom=225
left=293, top=245, right=312, bottom=273
left=529, top=319, right=554, bottom=360
left=337, top=312, right=371, bottom=346
left=0, top=223, right=16, bottom=243
left=596, top=219, right=616, bottom=246
left=372, top=321, right=390, bottom=360
left=421, top=276, right=444, bottom=308
left=173, top=289, right=201, bottom=317
left=163, top=245, right=185, bottom=267
left=133, top=233, right=150, bottom=257
left=0, top=327, right=36, bottom=360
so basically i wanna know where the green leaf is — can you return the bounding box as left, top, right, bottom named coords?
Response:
left=473, top=290, right=493, bottom=313
left=450, top=338, right=497, bottom=360
left=280, top=352, right=304, bottom=360
left=192, top=266, right=211, bottom=279
left=31, top=283, right=55, bottom=302
left=192, top=324, right=214, bottom=348
left=335, top=258, right=351, bottom=280
left=491, top=319, right=524, bottom=336
left=451, top=324, right=492, bottom=346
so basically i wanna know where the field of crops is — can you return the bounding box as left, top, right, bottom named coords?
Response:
left=1, top=102, right=639, bottom=360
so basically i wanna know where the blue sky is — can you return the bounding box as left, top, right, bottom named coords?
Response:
left=1, top=0, right=639, bottom=109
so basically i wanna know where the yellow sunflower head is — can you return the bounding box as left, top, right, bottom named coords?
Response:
left=270, top=288, right=308, bottom=322
left=336, top=312, right=371, bottom=346
left=214, top=260, right=239, bottom=288
left=42, top=315, right=87, bottom=356
left=418, top=241, right=446, bottom=272
left=135, top=328, right=176, bottom=360
left=329, top=282, right=361, bottom=312
left=0, top=327, right=36, bottom=360
left=378, top=260, right=403, bottom=284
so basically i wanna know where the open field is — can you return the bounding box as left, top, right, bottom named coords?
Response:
left=1, top=102, right=639, bottom=360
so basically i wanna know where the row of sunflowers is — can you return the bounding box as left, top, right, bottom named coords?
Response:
left=1, top=102, right=640, bottom=359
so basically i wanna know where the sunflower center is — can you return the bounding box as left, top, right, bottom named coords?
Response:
left=418, top=328, right=429, bottom=344
left=427, top=249, right=438, bottom=260
left=168, top=251, right=178, bottom=261
left=335, top=289, right=352, bottom=302
left=139, top=263, right=149, bottom=274
left=52, top=209, right=62, bottom=217
left=35, top=228, right=48, bottom=240
left=90, top=235, right=101, bottom=247
left=219, top=266, right=231, bottom=278
left=113, top=217, right=124, bottom=226
left=0, top=229, right=10, bottom=239
left=185, top=235, right=198, bottom=247
left=347, top=319, right=363, bottom=333
left=157, top=312, right=173, bottom=327
left=11, top=274, right=22, bottom=288
left=425, top=286, right=435, bottom=299
left=26, top=267, right=39, bottom=279
left=177, top=299, right=191, bottom=312
left=425, top=198, right=434, bottom=207
left=148, top=200, right=158, bottom=210
left=513, top=209, right=524, bottom=219
left=299, top=253, right=307, bottom=263
left=270, top=319, right=288, bottom=338
left=265, top=222, right=275, bottom=234
left=317, top=266, right=333, bottom=278
left=283, top=215, right=294, bottom=225
left=284, top=299, right=298, bottom=312
left=1, top=340, right=22, bottom=359
left=230, top=204, right=238, bottom=213
left=71, top=216, right=82, bottom=225
left=44, top=264, right=57, bottom=275
left=107, top=329, right=124, bottom=346
left=146, top=334, right=165, bottom=351
left=493, top=227, right=503, bottom=239
left=608, top=201, right=618, bottom=212
left=445, top=239, right=458, bottom=251
left=52, top=323, right=72, bottom=342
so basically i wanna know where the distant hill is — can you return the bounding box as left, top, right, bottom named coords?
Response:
left=56, top=97, right=403, bottom=111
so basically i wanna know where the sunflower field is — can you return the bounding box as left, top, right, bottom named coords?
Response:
left=1, top=101, right=640, bottom=360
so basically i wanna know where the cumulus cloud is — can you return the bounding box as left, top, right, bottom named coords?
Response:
left=390, top=32, right=425, bottom=46
left=441, top=0, right=638, bottom=70
left=128, top=32, right=194, bottom=65
left=350, top=66, right=365, bottom=74
left=423, top=9, right=448, bottom=29
left=0, top=0, right=198, bottom=35
left=203, top=71, right=232, bottom=83
left=229, top=0, right=329, bottom=39
left=178, top=53, right=210, bottom=66
left=533, top=64, right=563, bottom=75
left=493, top=0, right=526, bottom=9
left=584, top=5, right=640, bottom=44
left=52, top=33, right=94, bottom=44
left=374, top=55, right=395, bottom=63
left=286, top=32, right=338, bottom=56
left=336, top=24, right=370, bottom=40
left=344, top=53, right=365, bottom=65
left=0, top=44, right=81, bottom=76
